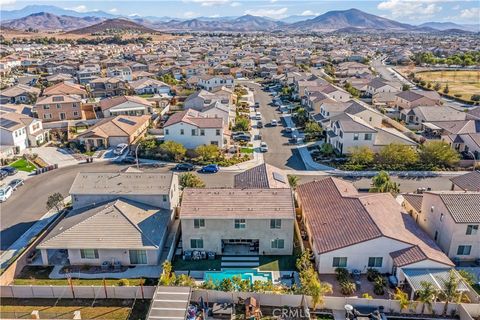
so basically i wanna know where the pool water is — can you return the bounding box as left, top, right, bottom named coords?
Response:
left=204, top=269, right=273, bottom=284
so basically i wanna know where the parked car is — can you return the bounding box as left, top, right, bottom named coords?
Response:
left=200, top=164, right=219, bottom=173
left=254, top=102, right=260, bottom=108
left=122, top=156, right=137, bottom=164
left=260, top=142, right=268, bottom=152
left=270, top=119, right=278, bottom=126
left=232, top=131, right=247, bottom=137
left=255, top=112, right=262, bottom=120
left=8, top=178, right=24, bottom=190
left=0, top=170, right=8, bottom=181
left=114, top=143, right=128, bottom=155
left=0, top=185, right=13, bottom=202
left=174, top=163, right=195, bottom=171
left=233, top=134, right=251, bottom=142
left=257, top=121, right=263, bottom=128
left=285, top=127, right=295, bottom=133
left=1, top=166, right=17, bottom=176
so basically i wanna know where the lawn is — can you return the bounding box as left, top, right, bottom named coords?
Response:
left=9, top=158, right=36, bottom=172
left=13, top=266, right=158, bottom=286
left=0, top=298, right=149, bottom=320
left=415, top=70, right=480, bottom=102
left=240, top=147, right=254, bottom=154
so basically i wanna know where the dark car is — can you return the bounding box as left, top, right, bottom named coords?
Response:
left=200, top=164, right=219, bottom=173
left=233, top=134, right=251, bottom=142
left=8, top=178, right=24, bottom=190
left=1, top=166, right=17, bottom=176
left=254, top=102, right=260, bottom=108
left=0, top=170, right=8, bottom=180
left=257, top=121, right=263, bottom=128
left=122, top=156, right=137, bottom=164
left=174, top=163, right=195, bottom=171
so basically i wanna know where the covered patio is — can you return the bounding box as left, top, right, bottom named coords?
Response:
left=402, top=268, right=470, bottom=299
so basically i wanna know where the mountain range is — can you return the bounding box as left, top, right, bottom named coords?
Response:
left=1, top=5, right=478, bottom=33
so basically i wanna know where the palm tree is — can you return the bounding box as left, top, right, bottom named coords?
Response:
left=441, top=270, right=461, bottom=316
left=417, top=281, right=437, bottom=314
left=288, top=175, right=299, bottom=189
left=369, top=171, right=400, bottom=194
left=393, top=288, right=411, bottom=312
left=310, top=279, right=333, bottom=309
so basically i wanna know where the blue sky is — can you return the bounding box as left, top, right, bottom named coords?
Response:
left=1, top=0, right=479, bottom=24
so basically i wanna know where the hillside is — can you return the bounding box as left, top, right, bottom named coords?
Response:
left=1, top=12, right=104, bottom=31
left=68, top=18, right=158, bottom=35
left=156, top=15, right=284, bottom=31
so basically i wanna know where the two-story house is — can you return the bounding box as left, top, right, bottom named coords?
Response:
left=107, top=66, right=133, bottom=82
left=89, top=77, right=127, bottom=98
left=77, top=64, right=101, bottom=84
left=0, top=112, right=29, bottom=152
left=180, top=188, right=295, bottom=255
left=34, top=95, right=82, bottom=122
left=197, top=75, right=234, bottom=91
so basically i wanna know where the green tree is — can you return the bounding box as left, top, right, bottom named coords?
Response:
left=377, top=144, right=418, bottom=170
left=218, top=278, right=235, bottom=292
left=305, top=121, right=323, bottom=139
left=288, top=175, right=299, bottom=189
left=233, top=116, right=250, bottom=131
left=232, top=276, right=251, bottom=292
left=402, top=84, right=411, bottom=91
left=416, top=281, right=437, bottom=314
left=434, top=82, right=442, bottom=91
left=471, top=94, right=480, bottom=102
left=46, top=192, right=64, bottom=212
left=159, top=261, right=176, bottom=286
left=443, top=84, right=450, bottom=94
left=195, top=144, right=220, bottom=162
left=159, top=141, right=186, bottom=162
left=175, top=274, right=196, bottom=287
left=179, top=173, right=205, bottom=189
left=440, top=270, right=461, bottom=316
left=320, top=143, right=335, bottom=157
left=419, top=141, right=460, bottom=169
left=348, top=146, right=375, bottom=167
left=370, top=171, right=400, bottom=194
left=295, top=107, right=309, bottom=127
left=252, top=280, right=274, bottom=293
left=394, top=288, right=412, bottom=312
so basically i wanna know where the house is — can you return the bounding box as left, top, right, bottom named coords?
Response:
left=163, top=109, right=225, bottom=149
left=296, top=178, right=455, bottom=283
left=0, top=84, right=40, bottom=104
left=37, top=199, right=171, bottom=266
left=365, top=78, right=400, bottom=96
left=77, top=64, right=101, bottom=84
left=180, top=188, right=295, bottom=255
left=89, top=77, right=127, bottom=98
left=97, top=96, right=153, bottom=118
left=336, top=62, right=371, bottom=77
left=107, top=66, right=133, bottom=82
left=129, top=78, right=171, bottom=95
left=0, top=112, right=28, bottom=152
left=234, top=163, right=289, bottom=189
left=197, top=75, right=234, bottom=91
left=34, top=95, right=82, bottom=122
left=76, top=115, right=150, bottom=149
left=184, top=90, right=231, bottom=111
left=400, top=106, right=468, bottom=130
left=69, top=171, right=179, bottom=210
left=43, top=82, right=88, bottom=99
left=450, top=171, right=480, bottom=191
left=395, top=91, right=440, bottom=111
left=46, top=73, right=75, bottom=84
left=407, top=191, right=480, bottom=262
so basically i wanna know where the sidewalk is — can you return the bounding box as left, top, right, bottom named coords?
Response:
left=296, top=143, right=335, bottom=171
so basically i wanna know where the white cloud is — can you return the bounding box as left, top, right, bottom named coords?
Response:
left=244, top=7, right=288, bottom=19
left=128, top=13, right=140, bottom=17
left=377, top=0, right=442, bottom=19
left=231, top=2, right=241, bottom=7
left=209, top=14, right=220, bottom=18
left=460, top=7, right=479, bottom=19
left=301, top=10, right=318, bottom=16
left=185, top=0, right=231, bottom=6
left=66, top=5, right=88, bottom=13
left=184, top=11, right=198, bottom=18
left=109, top=8, right=118, bottom=13
left=0, top=0, right=16, bottom=6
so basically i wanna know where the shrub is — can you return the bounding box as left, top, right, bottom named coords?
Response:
left=118, top=279, right=130, bottom=286
left=373, top=277, right=386, bottom=295
left=362, top=293, right=373, bottom=299
left=366, top=268, right=381, bottom=282
left=335, top=267, right=349, bottom=282
left=340, top=281, right=356, bottom=295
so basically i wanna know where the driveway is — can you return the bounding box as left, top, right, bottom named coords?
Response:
left=26, top=147, right=80, bottom=167
left=244, top=82, right=305, bottom=170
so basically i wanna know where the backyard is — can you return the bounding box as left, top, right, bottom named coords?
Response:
left=9, top=158, right=36, bottom=172
left=414, top=70, right=480, bottom=102
left=0, top=298, right=149, bottom=320
left=13, top=266, right=158, bottom=286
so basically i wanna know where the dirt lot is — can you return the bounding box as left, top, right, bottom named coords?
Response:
left=415, top=70, right=480, bottom=102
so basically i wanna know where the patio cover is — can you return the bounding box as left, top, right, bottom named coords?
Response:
left=403, top=268, right=469, bottom=293
left=147, top=286, right=191, bottom=320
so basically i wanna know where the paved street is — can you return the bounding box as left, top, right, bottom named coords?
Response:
left=245, top=82, right=305, bottom=170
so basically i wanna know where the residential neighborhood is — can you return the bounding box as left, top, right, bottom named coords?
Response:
left=0, top=1, right=479, bottom=319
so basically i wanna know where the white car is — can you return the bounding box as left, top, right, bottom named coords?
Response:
left=255, top=112, right=262, bottom=120
left=114, top=143, right=128, bottom=155
left=270, top=119, right=278, bottom=126
left=0, top=185, right=13, bottom=202
left=260, top=142, right=268, bottom=152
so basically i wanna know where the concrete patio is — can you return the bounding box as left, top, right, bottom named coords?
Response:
left=48, top=264, right=162, bottom=279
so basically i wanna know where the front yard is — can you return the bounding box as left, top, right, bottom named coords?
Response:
left=9, top=158, right=36, bottom=172
left=13, top=266, right=158, bottom=286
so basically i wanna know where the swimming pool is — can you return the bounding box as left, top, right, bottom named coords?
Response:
left=204, top=269, right=273, bottom=284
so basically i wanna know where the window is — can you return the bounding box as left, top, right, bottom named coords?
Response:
left=190, top=239, right=203, bottom=249
left=457, top=245, right=472, bottom=256
left=162, top=194, right=168, bottom=202
left=165, top=129, right=169, bottom=135
left=434, top=230, right=438, bottom=241
left=194, top=219, right=205, bottom=228
left=271, top=239, right=284, bottom=249
left=353, top=133, right=359, bottom=141
left=332, top=257, right=347, bottom=268
left=200, top=129, right=205, bottom=136
left=43, top=105, right=50, bottom=109
left=192, top=129, right=197, bottom=136
left=368, top=257, right=383, bottom=268
left=364, top=133, right=372, bottom=140
left=129, top=250, right=147, bottom=264
left=216, top=129, right=221, bottom=136
left=80, top=249, right=99, bottom=259
left=73, top=111, right=79, bottom=116
left=234, top=219, right=246, bottom=229
left=466, top=225, right=478, bottom=235
left=339, top=131, right=343, bottom=138
left=270, top=219, right=281, bottom=229
left=56, top=104, right=61, bottom=109
left=180, top=129, right=184, bottom=135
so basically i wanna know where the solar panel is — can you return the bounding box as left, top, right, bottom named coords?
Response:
left=273, top=171, right=286, bottom=183
left=117, top=118, right=136, bottom=126
left=0, top=118, right=19, bottom=129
